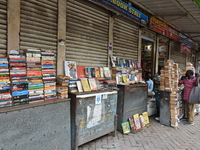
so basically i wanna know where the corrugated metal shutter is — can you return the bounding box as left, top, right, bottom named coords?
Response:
left=113, top=16, right=139, bottom=60
left=66, top=0, right=109, bottom=67
left=0, top=0, right=7, bottom=56
left=170, top=41, right=186, bottom=70
left=20, top=0, right=58, bottom=54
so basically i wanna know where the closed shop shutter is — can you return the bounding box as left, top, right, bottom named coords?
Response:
left=0, top=0, right=7, bottom=56
left=66, top=0, right=109, bottom=67
left=20, top=0, right=58, bottom=55
left=113, top=17, right=139, bottom=60
left=170, top=41, right=186, bottom=70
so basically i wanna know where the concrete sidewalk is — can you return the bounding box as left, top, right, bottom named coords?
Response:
left=79, top=115, right=200, bottom=150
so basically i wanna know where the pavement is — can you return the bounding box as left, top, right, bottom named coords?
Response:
left=78, top=115, right=200, bottom=150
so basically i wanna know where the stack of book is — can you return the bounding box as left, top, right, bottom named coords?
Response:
left=69, top=79, right=78, bottom=93
left=26, top=49, right=44, bottom=103
left=170, top=92, right=179, bottom=127
left=41, top=49, right=57, bottom=100
left=9, top=54, right=29, bottom=105
left=56, top=75, right=70, bottom=98
left=0, top=57, right=12, bottom=107
left=160, top=60, right=179, bottom=92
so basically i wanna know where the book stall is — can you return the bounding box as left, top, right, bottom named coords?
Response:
left=110, top=56, right=149, bottom=133
left=63, top=60, right=118, bottom=150
left=0, top=49, right=71, bottom=150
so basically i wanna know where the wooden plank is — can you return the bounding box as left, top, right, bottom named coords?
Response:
left=0, top=98, right=71, bottom=114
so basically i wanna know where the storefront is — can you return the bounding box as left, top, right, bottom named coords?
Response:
left=113, top=16, right=139, bottom=60
left=141, top=29, right=156, bottom=75
left=170, top=40, right=186, bottom=70
left=66, top=0, right=109, bottom=67
left=20, top=0, right=58, bottom=68
left=0, top=0, right=7, bottom=56
left=158, top=35, right=169, bottom=70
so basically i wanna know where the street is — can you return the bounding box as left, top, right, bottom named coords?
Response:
left=79, top=115, right=200, bottom=150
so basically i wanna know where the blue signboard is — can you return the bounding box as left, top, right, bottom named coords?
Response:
left=179, top=33, right=195, bottom=49
left=101, top=0, right=149, bottom=25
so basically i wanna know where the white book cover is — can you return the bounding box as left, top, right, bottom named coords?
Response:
left=64, top=61, right=77, bottom=78
left=76, top=81, right=83, bottom=92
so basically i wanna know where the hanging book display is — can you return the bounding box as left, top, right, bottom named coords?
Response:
left=9, top=53, right=29, bottom=105
left=26, top=49, right=44, bottom=103
left=0, top=57, right=12, bottom=107
left=41, top=50, right=57, bottom=100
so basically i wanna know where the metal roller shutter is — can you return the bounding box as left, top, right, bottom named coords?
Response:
left=0, top=0, right=7, bottom=56
left=113, top=17, right=139, bottom=60
left=66, top=0, right=109, bottom=67
left=170, top=41, right=186, bottom=70
left=20, top=0, right=58, bottom=54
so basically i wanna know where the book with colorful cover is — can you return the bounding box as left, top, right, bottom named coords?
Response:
left=111, top=56, right=118, bottom=67
left=76, top=66, right=86, bottom=78
left=88, top=78, right=98, bottom=91
left=64, top=61, right=77, bottom=78
left=95, top=68, right=100, bottom=78
left=85, top=67, right=92, bottom=78
left=80, top=78, right=91, bottom=92
left=128, top=117, right=136, bottom=131
left=121, top=122, right=131, bottom=134
left=91, top=68, right=96, bottom=78
left=99, top=67, right=104, bottom=78
left=133, top=114, right=141, bottom=130
left=142, top=112, right=150, bottom=124
left=103, top=67, right=111, bottom=78
left=139, top=115, right=145, bottom=128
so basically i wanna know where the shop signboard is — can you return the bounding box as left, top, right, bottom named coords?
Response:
left=179, top=33, right=195, bottom=49
left=150, top=17, right=168, bottom=36
left=167, top=26, right=179, bottom=41
left=180, top=43, right=192, bottom=54
left=91, top=0, right=149, bottom=26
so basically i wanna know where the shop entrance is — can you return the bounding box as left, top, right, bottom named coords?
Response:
left=141, top=39, right=154, bottom=78
left=158, top=42, right=168, bottom=71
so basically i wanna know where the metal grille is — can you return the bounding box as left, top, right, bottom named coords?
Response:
left=0, top=0, right=7, bottom=56
left=170, top=41, right=186, bottom=70
left=113, top=16, right=139, bottom=60
left=20, top=0, right=58, bottom=55
left=66, top=0, right=109, bottom=67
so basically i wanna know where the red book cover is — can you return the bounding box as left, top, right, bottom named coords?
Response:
left=77, top=66, right=86, bottom=78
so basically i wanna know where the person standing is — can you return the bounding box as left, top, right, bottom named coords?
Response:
left=179, top=70, right=197, bottom=125
left=145, top=72, right=154, bottom=96
left=153, top=69, right=161, bottom=121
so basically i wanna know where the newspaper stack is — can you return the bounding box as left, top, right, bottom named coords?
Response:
left=41, top=49, right=57, bottom=100
left=0, top=57, right=12, bottom=108
left=26, top=49, right=44, bottom=103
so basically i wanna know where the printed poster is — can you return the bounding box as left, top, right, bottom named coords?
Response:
left=64, top=61, right=77, bottom=78
left=87, top=94, right=103, bottom=128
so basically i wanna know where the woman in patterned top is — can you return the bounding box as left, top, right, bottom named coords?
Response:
left=179, top=70, right=198, bottom=125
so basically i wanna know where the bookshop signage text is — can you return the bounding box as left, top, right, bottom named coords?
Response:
left=150, top=17, right=179, bottom=41
left=180, top=43, right=191, bottom=54
left=179, top=33, right=195, bottom=49
left=101, top=0, right=149, bottom=25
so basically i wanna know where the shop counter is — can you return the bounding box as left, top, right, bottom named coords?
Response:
left=0, top=98, right=71, bottom=150
left=69, top=90, right=118, bottom=150
left=117, top=84, right=148, bottom=131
